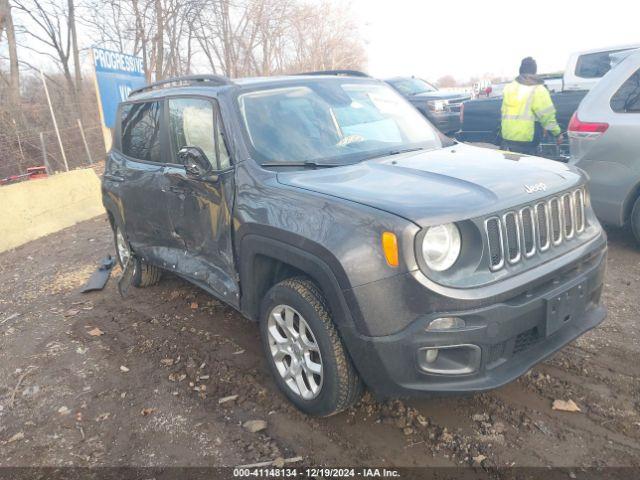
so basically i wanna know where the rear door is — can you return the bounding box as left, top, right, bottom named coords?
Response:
left=117, top=100, right=174, bottom=255
left=604, top=67, right=640, bottom=220
left=162, top=96, right=239, bottom=306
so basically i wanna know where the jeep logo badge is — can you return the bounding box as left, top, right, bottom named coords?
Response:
left=524, top=182, right=547, bottom=194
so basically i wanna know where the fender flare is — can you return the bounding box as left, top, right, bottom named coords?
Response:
left=102, top=191, right=125, bottom=231
left=238, top=229, right=362, bottom=330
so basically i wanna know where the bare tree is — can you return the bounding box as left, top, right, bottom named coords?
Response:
left=13, top=0, right=77, bottom=94
left=193, top=0, right=248, bottom=77
left=0, top=0, right=20, bottom=104
left=1, top=0, right=368, bottom=180
left=68, top=0, right=81, bottom=92
left=189, top=0, right=366, bottom=78
left=75, top=0, right=366, bottom=81
left=250, top=0, right=295, bottom=75
left=154, top=0, right=163, bottom=79
left=130, top=0, right=152, bottom=81
left=79, top=0, right=133, bottom=54
left=77, top=0, right=153, bottom=79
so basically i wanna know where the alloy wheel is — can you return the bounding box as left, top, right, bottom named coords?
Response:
left=267, top=304, right=323, bottom=400
left=115, top=228, right=131, bottom=267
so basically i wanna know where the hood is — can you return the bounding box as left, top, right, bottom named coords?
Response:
left=276, top=144, right=583, bottom=227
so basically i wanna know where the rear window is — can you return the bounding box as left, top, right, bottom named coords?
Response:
left=610, top=69, right=640, bottom=113
left=575, top=49, right=631, bottom=79
left=120, top=101, right=162, bottom=162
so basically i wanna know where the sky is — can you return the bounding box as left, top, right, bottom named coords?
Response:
left=351, top=0, right=639, bottom=83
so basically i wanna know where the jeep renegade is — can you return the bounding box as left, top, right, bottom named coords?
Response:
left=102, top=73, right=607, bottom=416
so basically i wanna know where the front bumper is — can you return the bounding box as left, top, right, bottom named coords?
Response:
left=340, top=243, right=607, bottom=397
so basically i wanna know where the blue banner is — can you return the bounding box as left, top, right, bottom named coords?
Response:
left=92, top=48, right=146, bottom=128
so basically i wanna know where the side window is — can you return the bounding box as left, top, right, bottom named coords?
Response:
left=575, top=49, right=628, bottom=79
left=168, top=98, right=231, bottom=170
left=610, top=69, right=640, bottom=113
left=121, top=101, right=162, bottom=162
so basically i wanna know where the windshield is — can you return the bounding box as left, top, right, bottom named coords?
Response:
left=237, top=80, right=442, bottom=165
left=388, top=77, right=437, bottom=96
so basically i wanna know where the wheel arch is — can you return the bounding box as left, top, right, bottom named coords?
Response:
left=623, top=179, right=640, bottom=225
left=103, top=192, right=125, bottom=231
left=238, top=231, right=360, bottom=330
left=106, top=209, right=116, bottom=229
left=103, top=199, right=126, bottom=266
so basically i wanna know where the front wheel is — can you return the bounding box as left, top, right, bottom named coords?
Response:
left=631, top=196, right=640, bottom=246
left=259, top=278, right=363, bottom=416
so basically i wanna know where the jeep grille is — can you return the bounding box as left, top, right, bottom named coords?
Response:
left=484, top=188, right=587, bottom=271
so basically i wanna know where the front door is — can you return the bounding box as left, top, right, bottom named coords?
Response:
left=163, top=96, right=238, bottom=307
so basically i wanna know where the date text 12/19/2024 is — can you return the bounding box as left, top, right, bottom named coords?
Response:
left=233, top=468, right=401, bottom=478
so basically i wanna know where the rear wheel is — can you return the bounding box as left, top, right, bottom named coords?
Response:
left=631, top=196, right=640, bottom=245
left=113, top=226, right=162, bottom=288
left=259, top=278, right=363, bottom=416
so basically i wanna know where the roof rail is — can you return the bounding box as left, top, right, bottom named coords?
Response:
left=129, top=74, right=234, bottom=97
left=296, top=69, right=370, bottom=78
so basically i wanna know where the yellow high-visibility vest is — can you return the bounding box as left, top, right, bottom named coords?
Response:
left=501, top=80, right=561, bottom=142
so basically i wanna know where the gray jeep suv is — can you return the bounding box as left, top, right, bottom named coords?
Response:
left=102, top=73, right=607, bottom=416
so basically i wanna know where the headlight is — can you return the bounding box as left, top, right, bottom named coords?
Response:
left=427, top=100, right=446, bottom=112
left=422, top=223, right=461, bottom=271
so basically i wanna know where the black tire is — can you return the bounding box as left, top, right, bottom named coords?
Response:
left=259, top=278, right=363, bottom=416
left=113, top=225, right=162, bottom=288
left=631, top=196, right=640, bottom=245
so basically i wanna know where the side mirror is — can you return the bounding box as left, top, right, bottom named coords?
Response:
left=178, top=146, right=211, bottom=177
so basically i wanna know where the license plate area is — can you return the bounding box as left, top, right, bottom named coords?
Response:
left=545, top=281, right=587, bottom=337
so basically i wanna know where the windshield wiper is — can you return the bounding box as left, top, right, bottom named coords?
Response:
left=260, top=160, right=345, bottom=168
left=361, top=147, right=427, bottom=162
left=388, top=147, right=427, bottom=155
left=262, top=148, right=428, bottom=168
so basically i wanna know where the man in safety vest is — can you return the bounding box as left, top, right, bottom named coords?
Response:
left=501, top=57, right=564, bottom=155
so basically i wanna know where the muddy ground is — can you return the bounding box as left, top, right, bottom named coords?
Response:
left=1, top=215, right=639, bottom=473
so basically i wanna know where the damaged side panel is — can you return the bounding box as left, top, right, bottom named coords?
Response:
left=134, top=244, right=239, bottom=307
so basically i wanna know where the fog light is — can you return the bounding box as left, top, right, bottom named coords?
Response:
left=426, top=316, right=466, bottom=332
left=418, top=344, right=481, bottom=375
left=425, top=348, right=439, bottom=363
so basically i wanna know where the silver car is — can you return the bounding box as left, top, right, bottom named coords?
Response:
left=569, top=50, right=640, bottom=243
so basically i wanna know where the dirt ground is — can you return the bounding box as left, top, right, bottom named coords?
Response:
left=1, top=215, right=639, bottom=472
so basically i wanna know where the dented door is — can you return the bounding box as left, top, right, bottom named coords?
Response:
left=162, top=96, right=239, bottom=306
left=116, top=100, right=173, bottom=252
